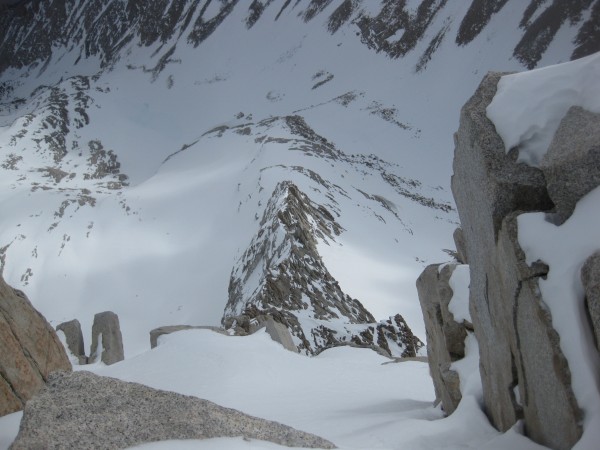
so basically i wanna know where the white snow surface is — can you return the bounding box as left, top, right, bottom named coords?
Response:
left=448, top=264, right=471, bottom=323
left=0, top=329, right=553, bottom=449
left=486, top=51, right=600, bottom=166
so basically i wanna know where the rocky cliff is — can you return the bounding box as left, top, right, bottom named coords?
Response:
left=418, top=62, right=600, bottom=449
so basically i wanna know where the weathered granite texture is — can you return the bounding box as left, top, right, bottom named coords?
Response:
left=89, top=311, right=124, bottom=365
left=541, top=106, right=600, bottom=224
left=0, top=275, right=71, bottom=417
left=9, top=371, right=336, bottom=450
left=417, top=263, right=470, bottom=414
left=582, top=251, right=600, bottom=351
left=451, top=72, right=584, bottom=449
left=56, top=319, right=87, bottom=364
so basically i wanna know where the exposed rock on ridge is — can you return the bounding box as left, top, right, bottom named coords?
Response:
left=223, top=181, right=422, bottom=357
left=10, top=371, right=336, bottom=449
left=0, top=274, right=71, bottom=417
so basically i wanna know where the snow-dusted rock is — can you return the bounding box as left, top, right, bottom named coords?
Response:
left=89, top=311, right=124, bottom=365
left=416, top=263, right=469, bottom=414
left=541, top=106, right=600, bottom=224
left=9, top=371, right=336, bottom=450
left=451, top=72, right=583, bottom=449
left=56, top=319, right=87, bottom=365
left=224, top=181, right=422, bottom=357
left=150, top=325, right=226, bottom=349
left=582, top=251, right=600, bottom=351
left=0, top=274, right=71, bottom=417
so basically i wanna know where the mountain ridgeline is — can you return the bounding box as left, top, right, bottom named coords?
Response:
left=1, top=0, right=599, bottom=82
left=0, top=0, right=597, bottom=357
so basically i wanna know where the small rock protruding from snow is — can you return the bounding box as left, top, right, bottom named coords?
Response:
left=56, top=319, right=87, bottom=365
left=89, top=311, right=124, bottom=365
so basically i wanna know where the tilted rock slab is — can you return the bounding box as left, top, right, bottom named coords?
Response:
left=0, top=275, right=71, bottom=417
left=451, top=72, right=582, bottom=449
left=9, top=371, right=336, bottom=450
left=416, top=263, right=470, bottom=414
left=89, top=311, right=124, bottom=365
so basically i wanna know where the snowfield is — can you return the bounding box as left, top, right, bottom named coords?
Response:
left=0, top=328, right=551, bottom=450
left=1, top=0, right=598, bottom=449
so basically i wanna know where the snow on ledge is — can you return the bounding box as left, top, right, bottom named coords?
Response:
left=486, top=51, right=600, bottom=167
left=517, top=186, right=600, bottom=449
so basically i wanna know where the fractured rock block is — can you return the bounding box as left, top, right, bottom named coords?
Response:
left=451, top=72, right=582, bottom=449
left=89, top=311, right=124, bottom=365
left=542, top=106, right=600, bottom=224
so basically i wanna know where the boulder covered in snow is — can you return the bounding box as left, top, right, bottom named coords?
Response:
left=541, top=106, right=600, bottom=224
left=451, top=70, right=587, bottom=449
left=89, top=311, right=124, bottom=365
left=416, top=263, right=470, bottom=414
left=0, top=274, right=71, bottom=417
left=10, top=371, right=336, bottom=450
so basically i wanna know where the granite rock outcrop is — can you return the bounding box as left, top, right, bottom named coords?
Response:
left=9, top=371, right=336, bottom=450
left=0, top=274, right=71, bottom=417
left=439, top=71, right=600, bottom=450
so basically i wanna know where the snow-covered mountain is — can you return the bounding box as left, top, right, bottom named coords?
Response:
left=0, top=0, right=596, bottom=357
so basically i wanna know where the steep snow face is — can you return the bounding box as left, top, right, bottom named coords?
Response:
left=0, top=0, right=593, bottom=355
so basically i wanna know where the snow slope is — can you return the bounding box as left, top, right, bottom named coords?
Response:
left=44, top=329, right=555, bottom=449
left=1, top=0, right=589, bottom=356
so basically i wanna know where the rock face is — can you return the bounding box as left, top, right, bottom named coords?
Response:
left=223, top=181, right=422, bottom=357
left=0, top=274, right=71, bottom=417
left=582, top=251, right=600, bottom=351
left=56, top=319, right=87, bottom=365
left=416, top=263, right=471, bottom=414
left=541, top=106, right=600, bottom=224
left=451, top=73, right=585, bottom=449
left=89, top=311, right=124, bottom=365
left=10, top=371, right=335, bottom=450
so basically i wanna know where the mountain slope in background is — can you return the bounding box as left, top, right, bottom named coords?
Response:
left=0, top=0, right=597, bottom=355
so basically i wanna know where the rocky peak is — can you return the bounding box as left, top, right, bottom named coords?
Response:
left=223, top=181, right=421, bottom=356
